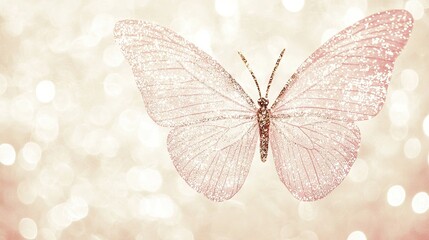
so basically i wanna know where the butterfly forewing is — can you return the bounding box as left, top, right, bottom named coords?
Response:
left=114, top=20, right=258, bottom=201
left=271, top=10, right=413, bottom=120
left=114, top=20, right=257, bottom=127
left=270, top=10, right=413, bottom=201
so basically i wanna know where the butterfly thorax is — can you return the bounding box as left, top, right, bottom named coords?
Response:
left=257, top=98, right=271, bottom=162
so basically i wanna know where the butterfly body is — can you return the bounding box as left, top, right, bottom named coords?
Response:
left=257, top=98, right=271, bottom=162
left=115, top=10, right=413, bottom=201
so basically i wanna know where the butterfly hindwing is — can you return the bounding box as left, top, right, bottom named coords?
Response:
left=270, top=116, right=360, bottom=201
left=168, top=119, right=258, bottom=201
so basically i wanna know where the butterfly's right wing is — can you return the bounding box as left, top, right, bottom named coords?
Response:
left=114, top=20, right=257, bottom=127
left=269, top=116, right=361, bottom=201
left=114, top=21, right=259, bottom=201
left=269, top=10, right=413, bottom=201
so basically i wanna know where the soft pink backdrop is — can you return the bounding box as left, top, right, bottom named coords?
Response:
left=0, top=0, right=428, bottom=239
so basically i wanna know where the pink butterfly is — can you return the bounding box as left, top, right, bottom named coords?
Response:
left=114, top=10, right=413, bottom=202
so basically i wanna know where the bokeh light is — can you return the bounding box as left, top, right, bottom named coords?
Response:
left=403, top=137, right=421, bottom=159
left=348, top=158, right=369, bottom=183
left=0, top=143, right=16, bottom=166
left=19, top=218, right=38, bottom=240
left=36, top=80, right=56, bottom=103
left=215, top=0, right=238, bottom=17
left=343, top=7, right=364, bottom=26
left=423, top=115, right=429, bottom=137
left=401, top=68, right=419, bottom=91
left=405, top=0, right=424, bottom=20
left=411, top=192, right=429, bottom=214
left=0, top=73, right=7, bottom=95
left=387, top=185, right=406, bottom=207
left=347, top=231, right=367, bottom=240
left=282, top=0, right=305, bottom=13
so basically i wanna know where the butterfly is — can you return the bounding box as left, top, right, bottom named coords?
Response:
left=114, top=9, right=413, bottom=202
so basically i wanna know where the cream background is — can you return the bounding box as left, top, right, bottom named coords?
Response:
left=0, top=0, right=428, bottom=239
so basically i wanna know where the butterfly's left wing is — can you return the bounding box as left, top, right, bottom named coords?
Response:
left=114, top=20, right=259, bottom=201
left=269, top=10, right=413, bottom=201
left=167, top=119, right=258, bottom=201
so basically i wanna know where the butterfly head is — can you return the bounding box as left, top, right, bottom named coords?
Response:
left=257, top=98, right=269, bottom=108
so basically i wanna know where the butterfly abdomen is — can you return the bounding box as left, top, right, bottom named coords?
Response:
left=257, top=98, right=271, bottom=162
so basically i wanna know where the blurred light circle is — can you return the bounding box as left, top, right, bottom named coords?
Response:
left=11, top=95, right=34, bottom=122
left=389, top=90, right=409, bottom=126
left=215, top=0, right=238, bottom=17
left=36, top=80, right=56, bottom=103
left=17, top=182, right=38, bottom=205
left=405, top=0, right=424, bottom=20
left=119, top=109, right=142, bottom=132
left=403, top=137, right=421, bottom=159
left=19, top=218, right=38, bottom=239
left=411, top=192, right=429, bottom=214
left=282, top=0, right=305, bottom=12
left=401, top=68, right=419, bottom=91
left=348, top=158, right=368, bottom=182
left=103, top=73, right=123, bottom=97
left=48, top=204, right=72, bottom=230
left=65, top=196, right=89, bottom=221
left=321, top=28, right=338, bottom=44
left=35, top=111, right=59, bottom=142
left=103, top=45, right=124, bottom=67
left=22, top=142, right=42, bottom=166
left=423, top=115, right=429, bottom=137
left=91, top=14, right=115, bottom=38
left=89, top=105, right=111, bottom=126
left=0, top=73, right=7, bottom=95
left=347, top=231, right=366, bottom=240
left=138, top=195, right=175, bottom=219
left=343, top=7, right=364, bottom=26
left=389, top=124, right=408, bottom=141
left=54, top=163, right=75, bottom=186
left=387, top=185, right=406, bottom=207
left=82, top=129, right=104, bottom=155
left=138, top=119, right=161, bottom=148
left=126, top=167, right=163, bottom=192
left=49, top=35, right=72, bottom=53
left=298, top=202, right=317, bottom=221
left=192, top=29, right=212, bottom=54
left=100, top=136, right=119, bottom=158
left=53, top=89, right=73, bottom=112
left=0, top=143, right=16, bottom=166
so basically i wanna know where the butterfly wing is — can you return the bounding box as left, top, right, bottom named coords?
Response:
left=270, top=10, right=413, bottom=201
left=114, top=20, right=256, bottom=127
left=114, top=20, right=258, bottom=201
left=168, top=119, right=258, bottom=201
left=270, top=116, right=361, bottom=201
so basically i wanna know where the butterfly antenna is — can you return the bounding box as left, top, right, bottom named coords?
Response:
left=265, top=48, right=285, bottom=98
left=238, top=51, right=262, bottom=98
